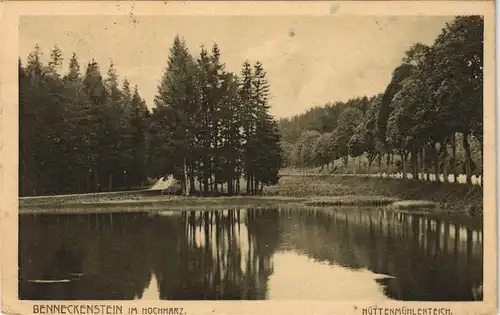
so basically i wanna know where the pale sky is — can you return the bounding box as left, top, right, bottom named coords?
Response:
left=19, top=15, right=454, bottom=118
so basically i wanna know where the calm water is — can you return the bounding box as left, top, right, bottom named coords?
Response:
left=19, top=208, right=483, bottom=301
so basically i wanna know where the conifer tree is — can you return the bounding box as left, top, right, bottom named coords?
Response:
left=130, top=86, right=150, bottom=186
left=153, top=35, right=198, bottom=195
left=81, top=60, right=108, bottom=191
left=239, top=61, right=255, bottom=194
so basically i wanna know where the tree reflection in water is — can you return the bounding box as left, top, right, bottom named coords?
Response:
left=275, top=208, right=483, bottom=301
left=19, top=208, right=482, bottom=301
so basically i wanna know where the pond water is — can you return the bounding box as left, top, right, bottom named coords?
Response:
left=19, top=208, right=483, bottom=301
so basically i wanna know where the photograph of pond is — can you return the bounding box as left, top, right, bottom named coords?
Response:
left=18, top=13, right=484, bottom=301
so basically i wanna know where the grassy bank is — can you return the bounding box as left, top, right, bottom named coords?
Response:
left=19, top=194, right=399, bottom=213
left=19, top=196, right=306, bottom=214
left=19, top=175, right=482, bottom=216
left=265, top=175, right=483, bottom=215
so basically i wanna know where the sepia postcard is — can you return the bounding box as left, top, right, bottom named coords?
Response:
left=0, top=1, right=496, bottom=315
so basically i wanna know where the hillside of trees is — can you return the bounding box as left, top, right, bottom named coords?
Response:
left=279, top=16, right=483, bottom=184
left=19, top=36, right=282, bottom=196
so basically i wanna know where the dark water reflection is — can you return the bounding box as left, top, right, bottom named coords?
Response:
left=19, top=208, right=483, bottom=301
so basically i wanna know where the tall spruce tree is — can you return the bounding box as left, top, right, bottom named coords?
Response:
left=130, top=86, right=150, bottom=187
left=153, top=35, right=199, bottom=195
left=81, top=59, right=108, bottom=191
left=239, top=61, right=255, bottom=194
left=218, top=72, right=242, bottom=195
left=196, top=46, right=214, bottom=194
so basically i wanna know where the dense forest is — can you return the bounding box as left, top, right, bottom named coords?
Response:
left=279, top=16, right=483, bottom=184
left=19, top=46, right=151, bottom=196
left=19, top=36, right=282, bottom=196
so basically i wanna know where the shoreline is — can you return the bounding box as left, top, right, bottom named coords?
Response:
left=19, top=196, right=484, bottom=230
left=19, top=195, right=398, bottom=213
left=18, top=175, right=483, bottom=217
left=18, top=194, right=471, bottom=218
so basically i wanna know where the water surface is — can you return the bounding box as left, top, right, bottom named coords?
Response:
left=19, top=208, right=483, bottom=301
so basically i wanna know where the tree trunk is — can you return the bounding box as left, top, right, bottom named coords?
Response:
left=403, top=150, right=407, bottom=178
left=400, top=150, right=406, bottom=179
left=353, top=156, right=357, bottom=176
left=480, top=144, right=483, bottom=185
left=422, top=147, right=427, bottom=181
left=108, top=173, right=113, bottom=192
left=250, top=174, right=255, bottom=195
left=342, top=156, right=348, bottom=172
left=463, top=133, right=472, bottom=184
left=123, top=172, right=127, bottom=190
left=434, top=143, right=439, bottom=182
left=180, top=175, right=185, bottom=195
left=93, top=166, right=100, bottom=191
left=410, top=149, right=416, bottom=179
left=183, top=158, right=189, bottom=196
left=203, top=158, right=210, bottom=194
left=443, top=139, right=449, bottom=184
left=451, top=133, right=457, bottom=183
left=414, top=149, right=419, bottom=179
left=86, top=174, right=91, bottom=193
left=214, top=174, right=219, bottom=193
left=189, top=164, right=196, bottom=193
left=386, top=153, right=390, bottom=167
